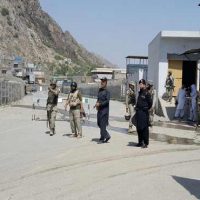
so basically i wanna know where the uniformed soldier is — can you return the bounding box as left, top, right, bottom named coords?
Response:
left=65, top=82, right=82, bottom=138
left=135, top=79, right=152, bottom=148
left=95, top=77, right=111, bottom=143
left=126, top=81, right=136, bottom=133
left=46, top=80, right=60, bottom=136
left=146, top=81, right=156, bottom=126
left=165, top=71, right=174, bottom=102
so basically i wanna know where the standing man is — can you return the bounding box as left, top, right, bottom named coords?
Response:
left=188, top=84, right=197, bottom=122
left=65, top=82, right=82, bottom=138
left=126, top=81, right=136, bottom=133
left=95, top=77, right=111, bottom=143
left=135, top=79, right=152, bottom=148
left=165, top=71, right=174, bottom=102
left=174, top=85, right=186, bottom=119
left=146, top=81, right=156, bottom=126
left=46, top=80, right=60, bottom=136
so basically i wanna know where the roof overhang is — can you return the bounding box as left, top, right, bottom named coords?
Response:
left=161, top=31, right=200, bottom=38
left=168, top=54, right=200, bottom=61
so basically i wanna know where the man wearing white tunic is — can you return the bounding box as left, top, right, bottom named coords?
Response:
left=174, top=85, right=186, bottom=119
left=189, top=84, right=197, bottom=122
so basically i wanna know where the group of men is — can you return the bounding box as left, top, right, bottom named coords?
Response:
left=126, top=80, right=155, bottom=129
left=125, top=79, right=154, bottom=148
left=46, top=77, right=111, bottom=143
left=46, top=77, right=154, bottom=148
left=174, top=84, right=198, bottom=122
left=165, top=71, right=198, bottom=122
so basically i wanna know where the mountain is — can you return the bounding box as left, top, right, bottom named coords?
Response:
left=0, top=0, right=114, bottom=75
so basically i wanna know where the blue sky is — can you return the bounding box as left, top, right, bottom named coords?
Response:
left=40, top=0, right=200, bottom=67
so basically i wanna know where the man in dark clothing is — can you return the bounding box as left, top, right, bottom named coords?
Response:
left=135, top=79, right=152, bottom=148
left=46, top=80, right=60, bottom=136
left=95, top=77, right=111, bottom=143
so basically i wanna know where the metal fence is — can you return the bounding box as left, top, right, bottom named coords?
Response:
left=0, top=81, right=25, bottom=105
left=78, top=81, right=126, bottom=102
left=43, top=79, right=126, bottom=102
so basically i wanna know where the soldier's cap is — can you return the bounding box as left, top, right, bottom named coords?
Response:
left=100, top=77, right=108, bottom=81
left=71, top=81, right=77, bottom=87
left=129, top=81, right=135, bottom=86
left=50, top=80, right=57, bottom=85
left=168, top=71, right=172, bottom=75
left=147, top=80, right=153, bottom=85
left=139, top=79, right=146, bottom=85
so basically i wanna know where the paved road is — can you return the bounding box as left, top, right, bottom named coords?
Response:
left=0, top=93, right=200, bottom=200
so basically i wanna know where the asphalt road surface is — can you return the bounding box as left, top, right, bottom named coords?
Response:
left=0, top=93, right=200, bottom=200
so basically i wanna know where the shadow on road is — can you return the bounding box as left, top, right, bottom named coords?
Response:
left=91, top=138, right=100, bottom=142
left=91, top=138, right=104, bottom=144
left=63, top=134, right=73, bottom=137
left=172, top=176, right=200, bottom=199
left=127, top=142, right=138, bottom=147
left=82, top=121, right=127, bottom=135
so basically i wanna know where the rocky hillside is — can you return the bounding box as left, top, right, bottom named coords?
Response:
left=0, top=0, right=113, bottom=75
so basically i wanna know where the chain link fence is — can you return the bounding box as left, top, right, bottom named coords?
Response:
left=0, top=80, right=25, bottom=106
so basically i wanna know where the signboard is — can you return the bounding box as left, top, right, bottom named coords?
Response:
left=82, top=97, right=89, bottom=104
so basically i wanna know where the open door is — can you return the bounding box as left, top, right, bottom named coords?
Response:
left=182, top=61, right=197, bottom=88
left=168, top=60, right=182, bottom=96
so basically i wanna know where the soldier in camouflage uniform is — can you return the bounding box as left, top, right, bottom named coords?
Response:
left=146, top=81, right=156, bottom=126
left=165, top=71, right=174, bottom=102
left=126, top=81, right=136, bottom=133
left=65, top=82, right=83, bottom=138
left=46, top=80, right=60, bottom=136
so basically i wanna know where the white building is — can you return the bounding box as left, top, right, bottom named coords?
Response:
left=148, top=31, right=200, bottom=97
left=91, top=68, right=113, bottom=81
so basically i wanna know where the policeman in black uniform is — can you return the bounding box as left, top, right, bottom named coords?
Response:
left=95, top=77, right=111, bottom=143
left=135, top=79, right=152, bottom=148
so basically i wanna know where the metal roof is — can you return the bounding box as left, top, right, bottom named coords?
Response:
left=126, top=56, right=148, bottom=59
left=181, top=48, right=200, bottom=55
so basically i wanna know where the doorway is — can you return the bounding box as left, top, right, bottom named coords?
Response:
left=182, top=61, right=197, bottom=88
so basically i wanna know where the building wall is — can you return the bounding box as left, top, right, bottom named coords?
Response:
left=148, top=32, right=200, bottom=97
left=148, top=33, right=161, bottom=96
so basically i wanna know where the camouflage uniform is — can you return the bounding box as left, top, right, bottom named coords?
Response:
left=46, top=81, right=60, bottom=136
left=67, top=89, right=82, bottom=137
left=165, top=72, right=174, bottom=102
left=146, top=82, right=156, bottom=126
left=126, top=81, right=136, bottom=133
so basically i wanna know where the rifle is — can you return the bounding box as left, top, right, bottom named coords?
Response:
left=47, top=110, right=50, bottom=128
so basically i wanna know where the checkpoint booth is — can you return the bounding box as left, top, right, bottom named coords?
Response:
left=125, top=56, right=148, bottom=96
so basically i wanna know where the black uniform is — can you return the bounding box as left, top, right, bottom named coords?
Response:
left=135, top=88, right=152, bottom=146
left=97, top=87, right=110, bottom=141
